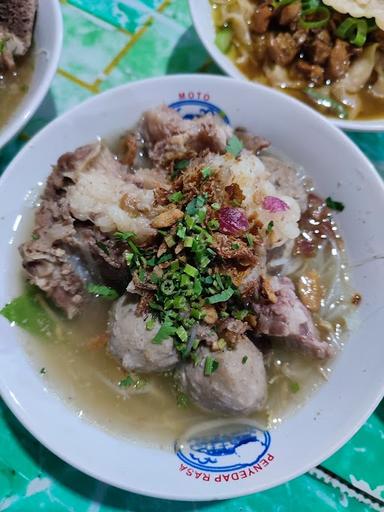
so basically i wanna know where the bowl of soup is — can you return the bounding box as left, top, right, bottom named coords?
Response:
left=0, top=75, right=383, bottom=500
left=190, top=0, right=384, bottom=131
left=0, top=0, right=63, bottom=148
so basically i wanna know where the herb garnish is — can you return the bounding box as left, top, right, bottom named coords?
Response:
left=168, top=191, right=184, bottom=203
left=40, top=367, right=47, bottom=375
left=325, top=196, right=345, bottom=212
left=87, top=283, right=119, bottom=300
left=266, top=220, right=274, bottom=234
left=174, top=159, right=190, bottom=170
left=204, top=356, right=219, bottom=376
left=226, top=135, right=244, bottom=158
left=242, top=356, right=248, bottom=365
left=201, top=166, right=212, bottom=180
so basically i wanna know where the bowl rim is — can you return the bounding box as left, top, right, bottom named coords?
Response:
left=0, top=0, right=63, bottom=148
left=188, top=0, right=384, bottom=132
left=1, top=74, right=384, bottom=501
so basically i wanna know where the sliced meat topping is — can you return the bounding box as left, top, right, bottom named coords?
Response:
left=296, top=60, right=325, bottom=85
left=268, top=32, right=300, bottom=66
left=251, top=3, right=274, bottom=34
left=308, top=30, right=332, bottom=65
left=328, top=38, right=351, bottom=80
left=235, top=127, right=271, bottom=154
left=279, top=1, right=301, bottom=26
left=141, top=105, right=232, bottom=166
left=251, top=276, right=333, bottom=359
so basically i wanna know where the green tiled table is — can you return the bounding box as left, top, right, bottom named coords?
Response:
left=0, top=1, right=383, bottom=510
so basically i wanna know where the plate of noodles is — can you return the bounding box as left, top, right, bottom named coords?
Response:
left=190, top=0, right=384, bottom=131
left=0, top=75, right=383, bottom=500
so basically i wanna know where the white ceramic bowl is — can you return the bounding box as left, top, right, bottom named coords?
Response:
left=0, top=75, right=383, bottom=501
left=0, top=0, right=63, bottom=148
left=189, top=0, right=384, bottom=132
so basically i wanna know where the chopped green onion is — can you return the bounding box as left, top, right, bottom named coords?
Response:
left=336, top=17, right=368, bottom=47
left=245, top=233, right=254, bottom=247
left=211, top=202, right=221, bottom=210
left=186, top=195, right=207, bottom=215
left=231, top=242, right=240, bottom=250
left=114, top=231, right=136, bottom=241
left=304, top=88, right=348, bottom=119
left=174, top=296, right=187, bottom=309
left=124, top=252, right=134, bottom=266
left=326, top=196, right=345, bottom=212
left=168, top=191, right=184, bottom=203
left=208, top=219, right=219, bottom=230
left=215, top=26, right=233, bottom=54
left=157, top=253, right=173, bottom=264
left=207, top=287, right=235, bottom=304
left=183, top=236, right=194, bottom=248
left=180, top=274, right=191, bottom=287
left=152, top=324, right=175, bottom=344
left=234, top=310, right=249, bottom=320
left=87, top=283, right=119, bottom=300
left=193, top=280, right=203, bottom=296
left=217, top=338, right=227, bottom=351
left=176, top=391, right=189, bottom=408
left=176, top=225, right=186, bottom=239
left=138, top=269, right=146, bottom=282
left=118, top=375, right=134, bottom=387
left=146, top=318, right=156, bottom=331
left=160, top=279, right=175, bottom=295
left=176, top=325, right=188, bottom=342
left=174, top=159, right=190, bottom=170
left=242, top=355, right=248, bottom=365
left=290, top=381, right=300, bottom=393
left=201, top=166, right=213, bottom=180
left=266, top=220, right=274, bottom=234
left=165, top=235, right=176, bottom=248
left=226, top=135, right=243, bottom=158
left=204, top=356, right=219, bottom=376
left=184, top=264, right=199, bottom=278
left=299, top=5, right=330, bottom=30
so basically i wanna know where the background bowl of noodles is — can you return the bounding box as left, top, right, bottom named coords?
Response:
left=0, top=75, right=383, bottom=499
left=190, top=0, right=384, bottom=131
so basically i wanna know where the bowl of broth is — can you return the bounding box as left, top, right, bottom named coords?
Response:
left=0, top=75, right=383, bottom=500
left=0, top=0, right=63, bottom=148
left=190, top=0, right=384, bottom=131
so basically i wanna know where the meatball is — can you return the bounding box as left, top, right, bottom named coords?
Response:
left=177, top=337, right=267, bottom=415
left=108, top=294, right=179, bottom=373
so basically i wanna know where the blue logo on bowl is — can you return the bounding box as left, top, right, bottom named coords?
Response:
left=169, top=99, right=230, bottom=124
left=176, top=420, right=271, bottom=473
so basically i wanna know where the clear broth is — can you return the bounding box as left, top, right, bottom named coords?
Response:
left=0, top=51, right=34, bottom=128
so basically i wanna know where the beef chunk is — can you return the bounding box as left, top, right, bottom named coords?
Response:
left=279, top=1, right=301, bottom=26
left=251, top=3, right=274, bottom=34
left=141, top=105, right=232, bottom=167
left=19, top=142, right=162, bottom=318
left=251, top=276, right=333, bottom=359
left=268, top=32, right=299, bottom=66
left=328, top=39, right=351, bottom=80
left=309, top=30, right=332, bottom=65
left=0, top=0, right=37, bottom=69
left=296, top=60, right=325, bottom=85
left=235, top=127, right=270, bottom=153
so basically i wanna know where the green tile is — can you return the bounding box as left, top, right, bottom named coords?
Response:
left=100, top=20, right=210, bottom=90
left=162, top=0, right=192, bottom=28
left=322, top=401, right=384, bottom=499
left=69, top=0, right=152, bottom=33
left=60, top=3, right=131, bottom=84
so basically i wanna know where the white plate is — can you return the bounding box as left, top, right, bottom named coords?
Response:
left=0, top=0, right=63, bottom=148
left=189, top=0, right=384, bottom=132
left=0, top=75, right=383, bottom=501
